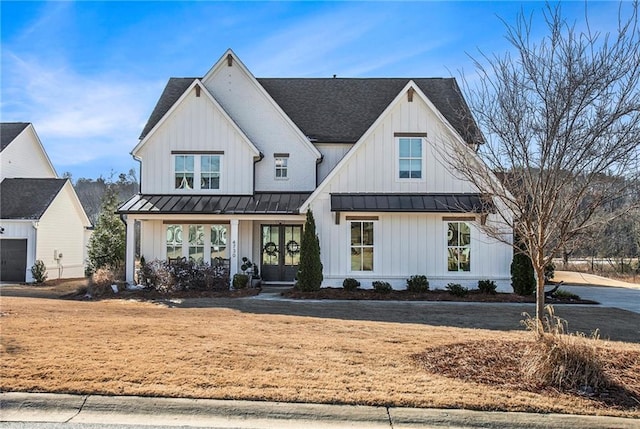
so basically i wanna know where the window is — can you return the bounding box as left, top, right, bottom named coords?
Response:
left=447, top=222, right=471, bottom=271
left=166, top=224, right=183, bottom=259
left=172, top=153, right=223, bottom=191
left=200, top=155, right=221, bottom=189
left=166, top=223, right=228, bottom=263
left=275, top=157, right=288, bottom=179
left=210, top=224, right=227, bottom=260
left=350, top=221, right=374, bottom=271
left=188, top=225, right=205, bottom=263
left=398, top=137, right=422, bottom=179
left=175, top=155, right=194, bottom=189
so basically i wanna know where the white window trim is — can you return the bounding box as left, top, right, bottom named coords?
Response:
left=274, top=156, right=289, bottom=180
left=172, top=153, right=224, bottom=193
left=445, top=220, right=472, bottom=273
left=395, top=136, right=426, bottom=182
left=348, top=220, right=377, bottom=274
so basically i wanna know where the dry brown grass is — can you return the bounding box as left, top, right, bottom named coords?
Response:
left=1, top=296, right=639, bottom=417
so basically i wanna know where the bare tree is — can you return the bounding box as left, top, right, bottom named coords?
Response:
left=449, top=2, right=640, bottom=328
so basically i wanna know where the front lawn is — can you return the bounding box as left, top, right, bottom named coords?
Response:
left=0, top=296, right=637, bottom=417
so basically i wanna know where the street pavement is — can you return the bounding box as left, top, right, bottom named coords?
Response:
left=2, top=392, right=639, bottom=429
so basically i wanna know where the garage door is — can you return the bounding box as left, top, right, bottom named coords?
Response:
left=0, top=239, right=27, bottom=282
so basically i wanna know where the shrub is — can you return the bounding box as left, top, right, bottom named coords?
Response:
left=342, top=278, right=361, bottom=291
left=372, top=281, right=392, bottom=294
left=544, top=261, right=555, bottom=282
left=446, top=283, right=469, bottom=297
left=30, top=260, right=47, bottom=283
left=140, top=259, right=229, bottom=293
left=406, top=275, right=429, bottom=292
left=511, top=252, right=536, bottom=295
left=477, top=279, right=497, bottom=294
left=233, top=274, right=249, bottom=290
left=296, top=210, right=323, bottom=291
left=89, top=266, right=117, bottom=297
left=521, top=306, right=608, bottom=392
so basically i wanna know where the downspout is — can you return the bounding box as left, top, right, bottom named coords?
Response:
left=315, top=153, right=324, bottom=187
left=253, top=152, right=264, bottom=193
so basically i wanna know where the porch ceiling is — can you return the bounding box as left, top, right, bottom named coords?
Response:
left=118, top=193, right=311, bottom=215
left=330, top=193, right=493, bottom=213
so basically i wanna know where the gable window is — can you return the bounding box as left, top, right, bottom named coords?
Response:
left=274, top=153, right=289, bottom=179
left=175, top=155, right=194, bottom=189
left=172, top=152, right=223, bottom=191
left=350, top=221, right=374, bottom=271
left=447, top=221, right=471, bottom=271
left=398, top=137, right=423, bottom=179
left=201, top=155, right=221, bottom=189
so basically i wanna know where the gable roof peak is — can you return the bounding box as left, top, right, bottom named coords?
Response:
left=1, top=122, right=31, bottom=152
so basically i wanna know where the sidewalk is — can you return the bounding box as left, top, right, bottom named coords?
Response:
left=1, top=392, right=638, bottom=429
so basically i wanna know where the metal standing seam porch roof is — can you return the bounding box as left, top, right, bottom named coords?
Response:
left=118, top=192, right=312, bottom=215
left=330, top=193, right=493, bottom=213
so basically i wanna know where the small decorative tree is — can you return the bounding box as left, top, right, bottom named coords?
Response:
left=86, top=187, right=125, bottom=275
left=296, top=210, right=323, bottom=291
left=511, top=252, right=536, bottom=296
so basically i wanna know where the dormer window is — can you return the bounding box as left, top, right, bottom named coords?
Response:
left=172, top=151, right=223, bottom=191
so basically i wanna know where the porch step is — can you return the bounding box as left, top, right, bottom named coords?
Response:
left=260, top=283, right=294, bottom=294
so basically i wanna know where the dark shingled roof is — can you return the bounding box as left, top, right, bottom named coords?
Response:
left=330, top=193, right=492, bottom=213
left=139, top=78, right=483, bottom=145
left=119, top=192, right=311, bottom=215
left=1, top=122, right=30, bottom=152
left=0, top=178, right=67, bottom=219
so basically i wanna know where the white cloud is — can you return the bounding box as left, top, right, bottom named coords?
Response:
left=1, top=51, right=162, bottom=170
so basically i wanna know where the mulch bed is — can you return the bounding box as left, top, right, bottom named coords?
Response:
left=282, top=287, right=598, bottom=304
left=412, top=339, right=640, bottom=410
left=65, top=287, right=260, bottom=301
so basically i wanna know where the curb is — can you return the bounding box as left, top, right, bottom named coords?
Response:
left=1, top=392, right=638, bottom=428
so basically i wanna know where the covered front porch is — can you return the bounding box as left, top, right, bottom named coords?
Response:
left=119, top=193, right=309, bottom=286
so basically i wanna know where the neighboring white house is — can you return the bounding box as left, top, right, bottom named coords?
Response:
left=0, top=122, right=92, bottom=282
left=120, top=50, right=513, bottom=290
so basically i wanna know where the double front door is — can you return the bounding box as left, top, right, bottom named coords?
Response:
left=261, top=224, right=302, bottom=282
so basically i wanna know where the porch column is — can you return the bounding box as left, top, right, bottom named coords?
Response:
left=125, top=215, right=135, bottom=284
left=230, top=219, right=239, bottom=284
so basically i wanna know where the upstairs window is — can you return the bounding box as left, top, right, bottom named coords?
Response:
left=275, top=153, right=289, bottom=179
left=172, top=152, right=223, bottom=191
left=175, top=155, right=194, bottom=189
left=398, top=137, right=423, bottom=179
left=201, top=155, right=221, bottom=190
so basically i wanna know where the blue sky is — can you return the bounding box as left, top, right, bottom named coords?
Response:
left=1, top=1, right=629, bottom=181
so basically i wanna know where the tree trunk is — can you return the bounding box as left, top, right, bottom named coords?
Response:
left=535, top=265, right=546, bottom=335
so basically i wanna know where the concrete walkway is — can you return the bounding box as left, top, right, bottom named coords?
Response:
left=2, top=392, right=638, bottom=429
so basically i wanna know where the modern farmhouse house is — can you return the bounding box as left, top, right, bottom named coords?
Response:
left=0, top=122, right=92, bottom=282
left=120, top=50, right=512, bottom=290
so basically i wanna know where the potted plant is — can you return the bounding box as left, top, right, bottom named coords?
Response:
left=241, top=257, right=261, bottom=288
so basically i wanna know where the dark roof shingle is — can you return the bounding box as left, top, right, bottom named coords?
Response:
left=1, top=122, right=30, bottom=152
left=138, top=77, right=483, bottom=145
left=0, top=178, right=67, bottom=219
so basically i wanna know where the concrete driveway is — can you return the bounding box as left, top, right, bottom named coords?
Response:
left=563, top=285, right=640, bottom=314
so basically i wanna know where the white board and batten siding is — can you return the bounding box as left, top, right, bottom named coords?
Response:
left=0, top=125, right=57, bottom=180
left=36, top=181, right=91, bottom=279
left=202, top=57, right=320, bottom=193
left=136, top=86, right=256, bottom=195
left=315, top=143, right=354, bottom=184
left=309, top=88, right=513, bottom=291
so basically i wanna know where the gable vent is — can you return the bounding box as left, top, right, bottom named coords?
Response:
left=227, top=53, right=233, bottom=67
left=195, top=85, right=201, bottom=97
left=408, top=87, right=415, bottom=102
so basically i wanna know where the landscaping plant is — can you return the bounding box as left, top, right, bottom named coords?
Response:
left=477, top=279, right=497, bottom=294
left=342, top=278, right=360, bottom=291
left=511, top=252, right=535, bottom=296
left=446, top=283, right=469, bottom=297
left=30, top=260, right=47, bottom=284
left=372, top=281, right=392, bottom=294
left=296, top=210, right=323, bottom=291
left=406, top=275, right=429, bottom=292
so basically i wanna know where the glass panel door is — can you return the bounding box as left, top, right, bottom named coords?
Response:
left=261, top=224, right=302, bottom=282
